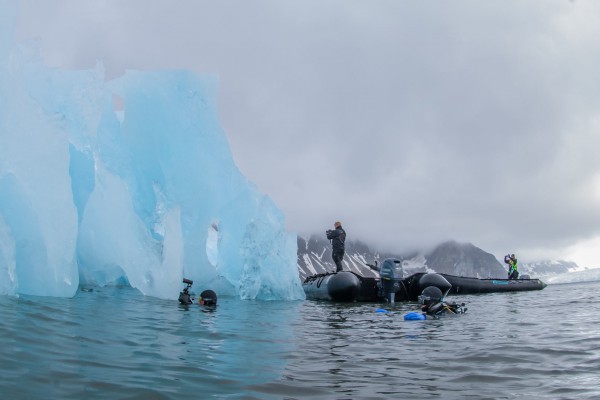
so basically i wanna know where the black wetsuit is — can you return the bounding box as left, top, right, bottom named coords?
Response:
left=422, top=301, right=466, bottom=318
left=326, top=226, right=346, bottom=272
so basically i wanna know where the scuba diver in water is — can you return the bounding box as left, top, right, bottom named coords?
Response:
left=326, top=221, right=346, bottom=272
left=198, top=289, right=217, bottom=306
left=504, top=254, right=519, bottom=280
left=178, top=279, right=217, bottom=307
left=416, top=286, right=466, bottom=319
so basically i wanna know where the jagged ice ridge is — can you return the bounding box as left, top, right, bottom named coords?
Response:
left=0, top=5, right=304, bottom=300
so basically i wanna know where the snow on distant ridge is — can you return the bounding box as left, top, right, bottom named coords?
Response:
left=297, top=234, right=600, bottom=284
left=519, top=259, right=581, bottom=276
left=546, top=268, right=600, bottom=284
left=403, top=255, right=429, bottom=274
left=509, top=259, right=600, bottom=284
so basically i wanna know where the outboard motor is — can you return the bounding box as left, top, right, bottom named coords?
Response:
left=378, top=258, right=403, bottom=303
left=178, top=278, right=194, bottom=305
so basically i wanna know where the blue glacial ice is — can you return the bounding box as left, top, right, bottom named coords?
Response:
left=0, top=7, right=304, bottom=300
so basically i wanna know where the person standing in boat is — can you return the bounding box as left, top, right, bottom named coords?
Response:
left=326, top=221, right=346, bottom=273
left=504, top=254, right=519, bottom=280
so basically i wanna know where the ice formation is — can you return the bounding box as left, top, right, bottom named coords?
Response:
left=0, top=4, right=304, bottom=300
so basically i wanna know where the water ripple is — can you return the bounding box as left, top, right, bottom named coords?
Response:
left=1, top=282, right=600, bottom=399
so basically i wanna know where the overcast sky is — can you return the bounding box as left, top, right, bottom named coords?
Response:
left=11, top=0, right=600, bottom=267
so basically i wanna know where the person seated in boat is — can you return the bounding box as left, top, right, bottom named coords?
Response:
left=504, top=254, right=519, bottom=280
left=418, top=286, right=466, bottom=318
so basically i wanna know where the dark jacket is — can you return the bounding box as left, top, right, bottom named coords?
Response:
left=326, top=226, right=346, bottom=253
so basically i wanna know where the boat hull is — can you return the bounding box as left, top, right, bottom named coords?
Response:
left=302, top=271, right=547, bottom=302
left=302, top=271, right=363, bottom=302
left=441, top=274, right=548, bottom=295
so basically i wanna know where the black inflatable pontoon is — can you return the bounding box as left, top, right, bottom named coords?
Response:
left=302, top=258, right=547, bottom=302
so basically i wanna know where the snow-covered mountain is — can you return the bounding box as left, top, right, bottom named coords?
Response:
left=297, top=235, right=596, bottom=284
left=297, top=236, right=506, bottom=281
left=519, top=260, right=582, bottom=277
left=545, top=267, right=600, bottom=284
left=518, top=259, right=600, bottom=283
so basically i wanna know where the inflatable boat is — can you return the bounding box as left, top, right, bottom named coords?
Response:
left=302, top=258, right=547, bottom=302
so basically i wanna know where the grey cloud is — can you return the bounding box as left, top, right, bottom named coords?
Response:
left=13, top=0, right=600, bottom=264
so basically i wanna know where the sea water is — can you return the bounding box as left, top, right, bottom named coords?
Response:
left=1, top=280, right=599, bottom=399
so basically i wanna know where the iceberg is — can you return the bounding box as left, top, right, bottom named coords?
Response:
left=0, top=5, right=304, bottom=300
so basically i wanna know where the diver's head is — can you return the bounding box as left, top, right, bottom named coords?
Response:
left=199, top=290, right=217, bottom=306
left=418, top=286, right=443, bottom=311
left=334, top=221, right=341, bottom=228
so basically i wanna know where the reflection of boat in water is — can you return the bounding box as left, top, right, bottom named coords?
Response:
left=302, top=258, right=547, bottom=302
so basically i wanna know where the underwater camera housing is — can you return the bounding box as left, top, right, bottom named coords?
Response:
left=178, top=278, right=194, bottom=305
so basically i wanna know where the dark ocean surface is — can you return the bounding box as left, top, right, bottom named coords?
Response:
left=1, top=280, right=599, bottom=399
